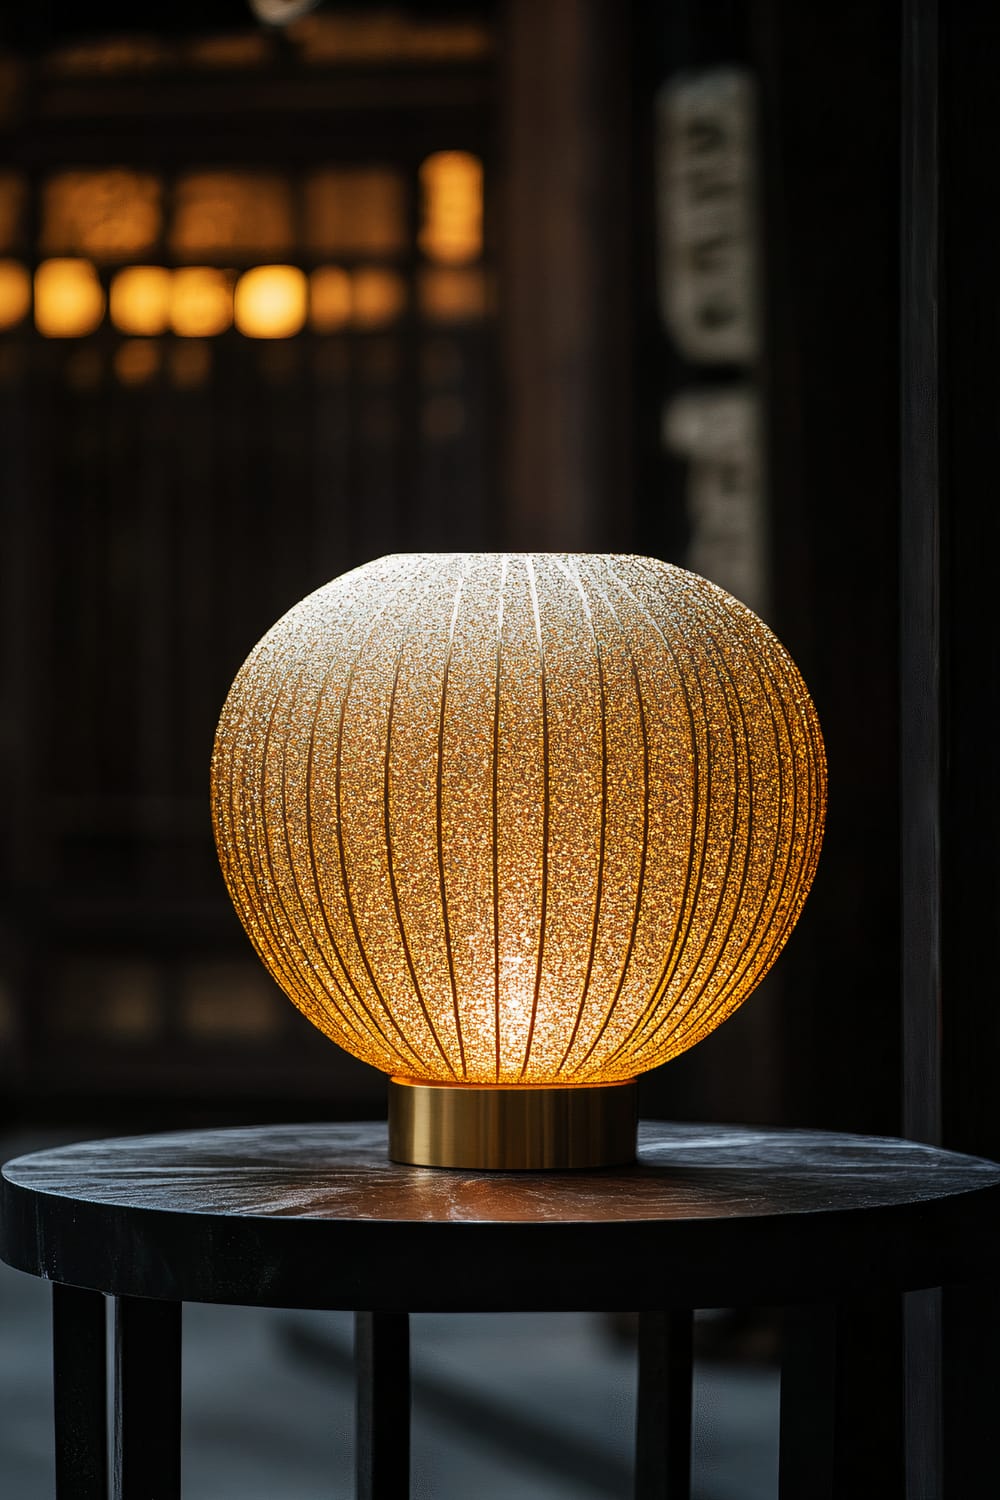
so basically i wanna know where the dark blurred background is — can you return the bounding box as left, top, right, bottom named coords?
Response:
left=1, top=1, right=971, bottom=1494
left=0, top=0, right=904, bottom=1144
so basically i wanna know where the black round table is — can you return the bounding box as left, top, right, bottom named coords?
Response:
left=3, top=1120, right=999, bottom=1499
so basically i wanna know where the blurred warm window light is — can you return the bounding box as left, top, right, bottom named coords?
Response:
left=37, top=14, right=492, bottom=73
left=41, top=171, right=162, bottom=259
left=171, top=173, right=294, bottom=261
left=351, top=267, right=407, bottom=328
left=34, top=259, right=105, bottom=338
left=234, top=265, right=307, bottom=339
left=309, top=266, right=352, bottom=331
left=419, top=267, right=487, bottom=323
left=17, top=149, right=486, bottom=342
left=419, top=151, right=483, bottom=264
left=170, top=267, right=234, bottom=337
left=27, top=157, right=483, bottom=278
left=288, top=13, right=492, bottom=65
left=110, top=266, right=172, bottom=336
left=21, top=259, right=484, bottom=341
left=0, top=260, right=31, bottom=330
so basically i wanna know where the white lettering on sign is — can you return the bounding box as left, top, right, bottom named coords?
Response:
left=656, top=68, right=758, bottom=365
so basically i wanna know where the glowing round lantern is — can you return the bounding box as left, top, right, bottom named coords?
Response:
left=170, top=268, right=232, bottom=338
left=110, top=266, right=172, bottom=336
left=212, top=554, right=826, bottom=1168
left=34, top=259, right=104, bottom=338
left=234, top=265, right=307, bottom=339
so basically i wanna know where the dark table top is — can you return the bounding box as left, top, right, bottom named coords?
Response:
left=3, top=1122, right=999, bottom=1311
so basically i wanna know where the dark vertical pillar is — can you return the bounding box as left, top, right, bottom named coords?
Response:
left=899, top=3, right=943, bottom=1495
left=898, top=0, right=1000, bottom=1492
left=500, top=0, right=632, bottom=550
left=779, top=1298, right=904, bottom=1500
left=634, top=1309, right=693, bottom=1499
left=935, top=5, right=1000, bottom=1168
left=355, top=1311, right=410, bottom=1500
left=753, top=0, right=902, bottom=1138
left=900, top=0, right=941, bottom=1155
left=53, top=1283, right=108, bottom=1500
left=113, top=1296, right=182, bottom=1500
left=935, top=10, right=1000, bottom=1497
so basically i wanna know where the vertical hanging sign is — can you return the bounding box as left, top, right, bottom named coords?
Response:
left=656, top=68, right=766, bottom=615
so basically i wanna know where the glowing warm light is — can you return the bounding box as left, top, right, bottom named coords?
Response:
left=309, top=266, right=352, bottom=331
left=0, top=259, right=30, bottom=330
left=290, top=13, right=493, bottom=65
left=113, top=339, right=160, bottom=386
left=170, top=267, right=232, bottom=337
left=234, top=265, right=307, bottom=339
left=212, top=554, right=826, bottom=1088
left=419, top=267, right=486, bottom=323
left=41, top=170, right=161, bottom=259
left=419, top=151, right=483, bottom=265
left=171, top=172, right=293, bottom=259
left=34, top=259, right=105, bottom=338
left=110, top=266, right=171, bottom=335
left=351, top=268, right=406, bottom=328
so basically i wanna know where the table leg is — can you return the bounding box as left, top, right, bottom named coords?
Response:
left=634, top=1309, right=693, bottom=1499
left=905, top=1286, right=941, bottom=1500
left=112, top=1296, right=182, bottom=1500
left=355, top=1311, right=410, bottom=1500
left=53, top=1284, right=108, bottom=1500
left=942, top=1280, right=998, bottom=1498
left=779, top=1296, right=904, bottom=1500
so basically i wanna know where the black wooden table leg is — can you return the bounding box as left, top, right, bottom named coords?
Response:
left=355, top=1311, right=410, bottom=1500
left=113, top=1295, right=181, bottom=1500
left=942, top=1280, right=998, bottom=1499
left=635, top=1309, right=693, bottom=1499
left=53, top=1283, right=108, bottom=1500
left=779, top=1296, right=904, bottom=1500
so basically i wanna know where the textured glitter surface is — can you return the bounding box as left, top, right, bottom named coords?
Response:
left=211, top=554, right=826, bottom=1084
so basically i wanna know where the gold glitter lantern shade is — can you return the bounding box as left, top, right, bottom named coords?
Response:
left=212, top=554, right=826, bottom=1168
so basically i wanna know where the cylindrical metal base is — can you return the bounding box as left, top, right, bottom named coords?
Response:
left=388, top=1078, right=637, bottom=1170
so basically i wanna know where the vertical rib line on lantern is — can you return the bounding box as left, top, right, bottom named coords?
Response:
left=622, top=587, right=744, bottom=1064
left=277, top=654, right=370, bottom=1052
left=657, top=597, right=754, bottom=1053
left=384, top=630, right=447, bottom=1070
left=491, top=556, right=507, bottom=1082
left=307, top=561, right=432, bottom=1071
left=656, top=578, right=811, bottom=1058
left=223, top=650, right=337, bottom=1043
left=296, top=651, right=389, bottom=1062
left=436, top=565, right=468, bottom=1078
left=554, top=559, right=609, bottom=1077
left=520, top=557, right=550, bottom=1081
left=676, top=584, right=793, bottom=1050
left=563, top=561, right=652, bottom=1076
left=594, top=564, right=707, bottom=1073
left=332, top=562, right=453, bottom=1074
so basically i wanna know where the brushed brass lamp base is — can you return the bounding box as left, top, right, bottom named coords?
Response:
left=388, top=1078, right=637, bottom=1170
